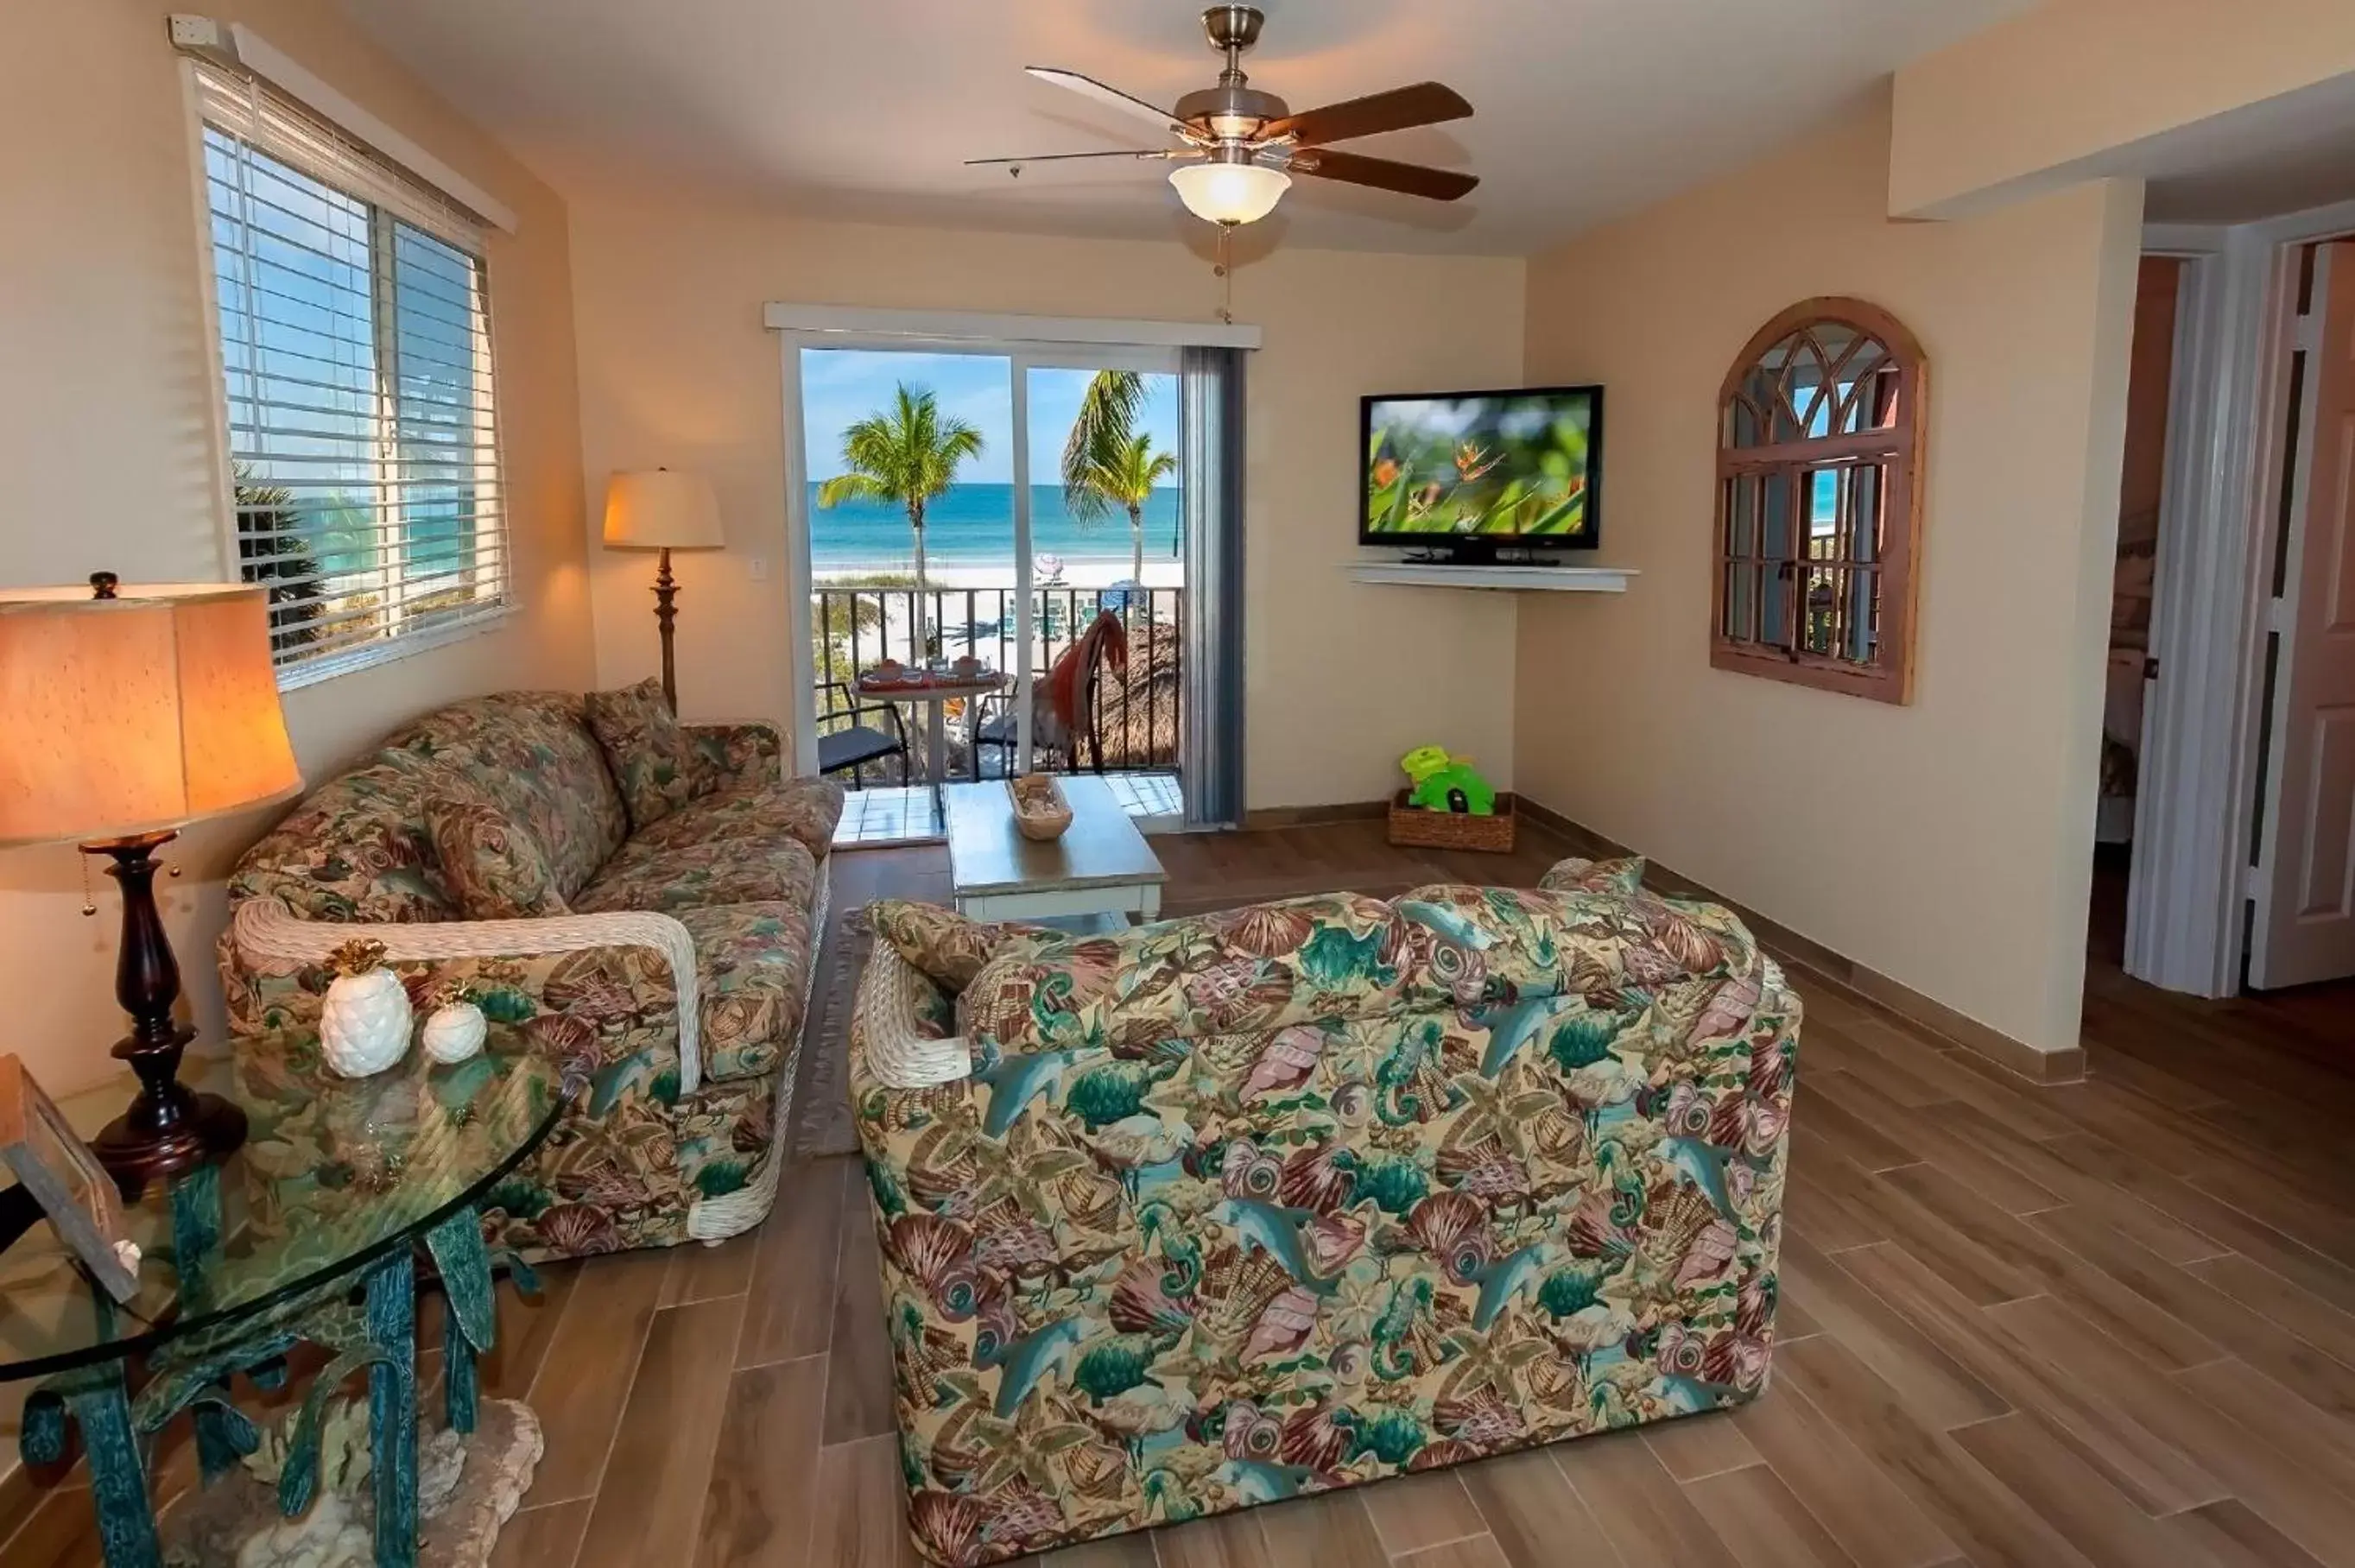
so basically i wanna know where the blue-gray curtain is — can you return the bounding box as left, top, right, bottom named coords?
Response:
left=1181, top=346, right=1246, bottom=828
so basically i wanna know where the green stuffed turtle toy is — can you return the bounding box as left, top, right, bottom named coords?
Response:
left=1402, top=745, right=1497, bottom=816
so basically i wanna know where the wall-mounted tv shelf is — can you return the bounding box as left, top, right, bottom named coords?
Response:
left=1345, top=561, right=1638, bottom=593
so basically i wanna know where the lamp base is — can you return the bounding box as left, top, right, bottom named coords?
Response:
left=80, top=830, right=249, bottom=1197
left=92, top=1091, right=247, bottom=1197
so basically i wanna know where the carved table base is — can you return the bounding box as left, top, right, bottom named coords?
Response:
left=159, top=1400, right=541, bottom=1568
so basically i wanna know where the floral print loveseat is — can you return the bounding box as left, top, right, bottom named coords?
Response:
left=849, top=862, right=1801, bottom=1564
left=218, top=690, right=843, bottom=1257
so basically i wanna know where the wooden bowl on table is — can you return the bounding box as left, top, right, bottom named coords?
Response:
left=1008, top=774, right=1073, bottom=842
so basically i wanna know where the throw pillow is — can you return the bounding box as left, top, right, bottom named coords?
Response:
left=1539, top=855, right=1648, bottom=897
left=870, top=899, right=1056, bottom=992
left=585, top=677, right=697, bottom=832
left=425, top=795, right=570, bottom=920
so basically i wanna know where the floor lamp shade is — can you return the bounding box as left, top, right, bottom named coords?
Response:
left=603, top=471, right=724, bottom=713
left=602, top=470, right=725, bottom=551
left=0, top=584, right=301, bottom=848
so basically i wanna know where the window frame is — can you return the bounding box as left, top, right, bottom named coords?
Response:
left=189, top=61, right=512, bottom=691
left=1712, top=296, right=1927, bottom=705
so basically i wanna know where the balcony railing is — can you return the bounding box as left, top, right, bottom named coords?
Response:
left=813, top=585, right=1183, bottom=787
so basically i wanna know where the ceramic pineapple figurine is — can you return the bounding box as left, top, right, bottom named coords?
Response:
left=320, top=939, right=412, bottom=1078
left=420, top=980, right=488, bottom=1065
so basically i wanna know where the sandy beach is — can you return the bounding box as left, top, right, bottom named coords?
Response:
left=815, top=559, right=1187, bottom=591
left=809, top=557, right=1187, bottom=682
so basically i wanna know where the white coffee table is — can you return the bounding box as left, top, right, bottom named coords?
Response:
left=946, top=775, right=1167, bottom=926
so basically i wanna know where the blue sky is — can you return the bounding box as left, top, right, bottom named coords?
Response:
left=801, top=350, right=1179, bottom=487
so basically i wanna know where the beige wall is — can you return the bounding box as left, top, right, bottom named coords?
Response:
left=567, top=196, right=1527, bottom=812
left=1516, top=98, right=2143, bottom=1059
left=1891, top=0, right=2355, bottom=217
left=0, top=0, right=592, bottom=1093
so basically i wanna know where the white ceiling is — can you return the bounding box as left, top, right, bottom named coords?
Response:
left=336, top=0, right=2035, bottom=256
left=2136, top=73, right=2355, bottom=226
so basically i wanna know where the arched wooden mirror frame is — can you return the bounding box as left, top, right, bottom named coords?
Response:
left=1713, top=296, right=1928, bottom=705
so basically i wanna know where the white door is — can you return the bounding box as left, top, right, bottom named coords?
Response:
left=2251, top=242, right=2355, bottom=989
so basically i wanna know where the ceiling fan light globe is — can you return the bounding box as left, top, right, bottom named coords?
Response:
left=1169, top=161, right=1289, bottom=224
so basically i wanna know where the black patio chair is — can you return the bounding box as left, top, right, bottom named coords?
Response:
left=972, top=691, right=1078, bottom=780
left=816, top=680, right=911, bottom=786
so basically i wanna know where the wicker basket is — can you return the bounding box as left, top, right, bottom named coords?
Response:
left=1387, top=789, right=1517, bottom=853
left=1009, top=775, right=1074, bottom=841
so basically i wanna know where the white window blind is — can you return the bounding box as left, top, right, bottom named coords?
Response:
left=194, top=60, right=509, bottom=684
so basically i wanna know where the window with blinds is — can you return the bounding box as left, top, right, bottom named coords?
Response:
left=194, top=62, right=508, bottom=684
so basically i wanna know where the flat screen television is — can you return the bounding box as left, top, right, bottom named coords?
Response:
left=1360, top=384, right=1604, bottom=560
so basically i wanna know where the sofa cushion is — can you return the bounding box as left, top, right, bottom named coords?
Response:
left=684, top=722, right=782, bottom=797
left=585, top=678, right=702, bottom=833
left=1539, top=855, right=1648, bottom=896
left=625, top=776, right=845, bottom=861
left=383, top=692, right=630, bottom=901
left=677, top=901, right=814, bottom=1085
left=426, top=793, right=570, bottom=920
left=867, top=899, right=1055, bottom=992
left=574, top=838, right=819, bottom=917
left=226, top=745, right=459, bottom=923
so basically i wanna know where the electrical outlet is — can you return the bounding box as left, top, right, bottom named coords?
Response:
left=747, top=556, right=769, bottom=582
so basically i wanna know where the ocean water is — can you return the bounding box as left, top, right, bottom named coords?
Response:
left=811, top=483, right=1183, bottom=571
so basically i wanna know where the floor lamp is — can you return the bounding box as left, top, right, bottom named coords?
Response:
left=603, top=470, right=725, bottom=713
left=0, top=576, right=301, bottom=1193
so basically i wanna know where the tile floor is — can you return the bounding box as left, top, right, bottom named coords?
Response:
left=830, top=771, right=1183, bottom=847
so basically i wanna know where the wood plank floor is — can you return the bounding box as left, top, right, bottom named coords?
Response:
left=9, top=820, right=2355, bottom=1568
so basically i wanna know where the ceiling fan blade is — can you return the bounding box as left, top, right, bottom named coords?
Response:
left=1288, top=148, right=1478, bottom=201
left=1259, top=82, right=1472, bottom=148
left=1025, top=66, right=1187, bottom=136
left=965, top=149, right=1183, bottom=166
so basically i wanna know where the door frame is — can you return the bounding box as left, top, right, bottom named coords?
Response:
left=769, top=305, right=1256, bottom=781
left=2130, top=201, right=2355, bottom=994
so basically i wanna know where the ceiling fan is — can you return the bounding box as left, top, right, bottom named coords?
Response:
left=971, top=3, right=1478, bottom=226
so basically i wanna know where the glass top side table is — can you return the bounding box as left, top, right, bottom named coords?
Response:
left=0, top=1027, right=563, bottom=1568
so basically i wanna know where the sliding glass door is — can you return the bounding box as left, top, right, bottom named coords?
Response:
left=1022, top=359, right=1185, bottom=796
left=792, top=338, right=1198, bottom=840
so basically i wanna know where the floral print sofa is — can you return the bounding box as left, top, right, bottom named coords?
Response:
left=849, top=862, right=1801, bottom=1564
left=218, top=689, right=844, bottom=1257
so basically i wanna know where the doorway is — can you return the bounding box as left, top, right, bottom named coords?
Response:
left=2090, top=256, right=2185, bottom=966
left=784, top=334, right=1206, bottom=846
left=2119, top=213, right=2355, bottom=1003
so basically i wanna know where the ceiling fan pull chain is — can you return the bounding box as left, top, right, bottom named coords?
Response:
left=1216, top=223, right=1234, bottom=326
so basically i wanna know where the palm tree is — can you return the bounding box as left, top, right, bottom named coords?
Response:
left=1062, top=370, right=1146, bottom=484
left=816, top=383, right=984, bottom=652
left=231, top=462, right=323, bottom=648
left=1067, top=428, right=1178, bottom=595
left=1061, top=370, right=1174, bottom=599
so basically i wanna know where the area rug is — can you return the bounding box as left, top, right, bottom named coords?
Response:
left=787, top=901, right=870, bottom=1160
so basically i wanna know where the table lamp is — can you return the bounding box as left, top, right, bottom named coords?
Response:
left=602, top=469, right=725, bottom=712
left=0, top=574, right=301, bottom=1192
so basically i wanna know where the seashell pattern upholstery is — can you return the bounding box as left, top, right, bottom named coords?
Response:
left=849, top=866, right=1801, bottom=1563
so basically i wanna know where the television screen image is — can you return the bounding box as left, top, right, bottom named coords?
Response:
left=1361, top=386, right=1602, bottom=550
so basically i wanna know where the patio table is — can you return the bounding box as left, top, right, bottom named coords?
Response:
left=853, top=668, right=1008, bottom=808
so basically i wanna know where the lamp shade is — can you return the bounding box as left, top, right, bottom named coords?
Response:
left=602, top=470, right=725, bottom=551
left=0, top=584, right=301, bottom=848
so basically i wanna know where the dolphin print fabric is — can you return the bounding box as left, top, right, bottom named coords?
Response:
left=849, top=871, right=1800, bottom=1564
